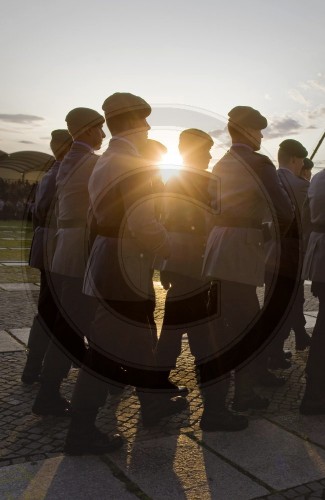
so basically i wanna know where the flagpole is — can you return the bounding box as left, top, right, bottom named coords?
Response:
left=310, top=131, right=325, bottom=160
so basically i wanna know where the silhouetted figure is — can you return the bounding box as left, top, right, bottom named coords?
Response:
left=64, top=93, right=186, bottom=455
left=155, top=129, right=248, bottom=430
left=268, top=139, right=310, bottom=370
left=300, top=169, right=325, bottom=414
left=140, top=139, right=167, bottom=348
left=22, top=130, right=72, bottom=384
left=300, top=157, right=314, bottom=182
left=203, top=106, right=294, bottom=412
left=32, top=107, right=105, bottom=417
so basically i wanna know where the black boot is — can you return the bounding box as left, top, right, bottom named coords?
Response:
left=21, top=317, right=49, bottom=384
left=140, top=394, right=188, bottom=428
left=155, top=371, right=189, bottom=396
left=233, top=371, right=269, bottom=411
left=64, top=411, right=124, bottom=455
left=257, top=370, right=286, bottom=387
left=300, top=376, right=325, bottom=415
left=295, top=331, right=311, bottom=351
left=200, top=384, right=248, bottom=432
left=32, top=380, right=71, bottom=417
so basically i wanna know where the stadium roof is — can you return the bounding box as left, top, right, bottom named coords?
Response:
left=0, top=150, right=54, bottom=175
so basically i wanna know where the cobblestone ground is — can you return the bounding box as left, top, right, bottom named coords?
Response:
left=1, top=222, right=325, bottom=499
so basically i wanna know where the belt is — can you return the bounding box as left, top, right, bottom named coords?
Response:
left=57, top=219, right=85, bottom=229
left=96, top=225, right=121, bottom=238
left=214, top=216, right=262, bottom=230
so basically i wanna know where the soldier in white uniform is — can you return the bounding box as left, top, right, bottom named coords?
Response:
left=64, top=93, right=186, bottom=456
left=155, top=129, right=248, bottom=431
left=268, top=139, right=310, bottom=370
left=32, top=108, right=105, bottom=417
left=203, top=106, right=294, bottom=411
left=140, top=139, right=167, bottom=348
left=300, top=169, right=325, bottom=414
left=300, top=157, right=314, bottom=182
left=22, top=130, right=72, bottom=384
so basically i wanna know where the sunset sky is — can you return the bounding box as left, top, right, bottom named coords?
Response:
left=1, top=0, right=324, bottom=171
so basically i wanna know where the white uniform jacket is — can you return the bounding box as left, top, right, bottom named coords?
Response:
left=51, top=142, right=99, bottom=278
left=83, top=137, right=170, bottom=301
left=302, top=169, right=325, bottom=283
left=203, top=145, right=294, bottom=286
left=29, top=160, right=59, bottom=270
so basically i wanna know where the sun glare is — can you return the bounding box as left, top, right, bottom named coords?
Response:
left=159, top=149, right=183, bottom=183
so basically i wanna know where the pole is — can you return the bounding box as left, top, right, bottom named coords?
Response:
left=310, top=131, right=325, bottom=160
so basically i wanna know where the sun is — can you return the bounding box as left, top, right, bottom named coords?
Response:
left=158, top=149, right=183, bottom=183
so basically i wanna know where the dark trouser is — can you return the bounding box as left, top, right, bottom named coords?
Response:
left=156, top=274, right=229, bottom=409
left=71, top=299, right=165, bottom=413
left=270, top=281, right=306, bottom=357
left=291, top=282, right=307, bottom=338
left=156, top=274, right=212, bottom=369
left=23, top=270, right=58, bottom=376
left=208, top=280, right=266, bottom=401
left=39, top=276, right=94, bottom=386
left=304, top=282, right=325, bottom=401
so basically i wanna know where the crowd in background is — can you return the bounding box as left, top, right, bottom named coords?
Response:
left=0, top=178, right=36, bottom=220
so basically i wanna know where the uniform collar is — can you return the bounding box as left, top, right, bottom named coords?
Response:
left=231, top=143, right=254, bottom=151
left=73, top=140, right=94, bottom=153
left=110, top=136, right=140, bottom=156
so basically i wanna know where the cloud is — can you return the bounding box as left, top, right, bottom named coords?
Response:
left=150, top=106, right=225, bottom=131
left=301, top=75, right=325, bottom=93
left=209, top=128, right=227, bottom=139
left=264, top=117, right=303, bottom=139
left=306, top=107, right=325, bottom=120
left=0, top=114, right=44, bottom=124
left=288, top=89, right=309, bottom=105
left=19, top=140, right=35, bottom=144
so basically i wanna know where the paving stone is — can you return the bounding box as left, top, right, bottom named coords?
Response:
left=0, top=331, right=25, bottom=352
left=0, top=282, right=39, bottom=291
left=0, top=456, right=136, bottom=499
left=9, top=328, right=30, bottom=345
left=305, top=312, right=318, bottom=318
left=196, top=419, right=325, bottom=490
left=304, top=314, right=317, bottom=329
left=0, top=262, right=28, bottom=266
left=307, top=481, right=325, bottom=492
left=294, top=485, right=312, bottom=494
left=111, top=434, right=268, bottom=499
left=283, top=489, right=302, bottom=498
left=269, top=414, right=325, bottom=449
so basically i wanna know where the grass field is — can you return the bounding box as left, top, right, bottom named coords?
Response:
left=0, top=220, right=39, bottom=283
left=0, top=220, right=162, bottom=285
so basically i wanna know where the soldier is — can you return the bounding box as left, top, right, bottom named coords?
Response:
left=300, top=157, right=314, bottom=182
left=32, top=108, right=105, bottom=417
left=268, top=139, right=310, bottom=369
left=140, top=139, right=167, bottom=348
left=22, top=130, right=72, bottom=384
left=156, top=128, right=214, bottom=379
left=155, top=128, right=249, bottom=431
left=300, top=168, right=325, bottom=414
left=203, top=106, right=294, bottom=411
left=63, top=92, right=186, bottom=455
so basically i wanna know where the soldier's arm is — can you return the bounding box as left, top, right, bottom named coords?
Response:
left=120, top=170, right=171, bottom=257
left=257, top=160, right=294, bottom=236
left=301, top=195, right=312, bottom=252
left=33, top=169, right=57, bottom=227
